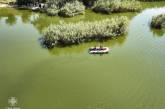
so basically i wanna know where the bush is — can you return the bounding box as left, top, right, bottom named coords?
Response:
left=92, top=0, right=141, bottom=14
left=42, top=16, right=129, bottom=48
left=139, top=0, right=165, bottom=1
left=151, top=14, right=165, bottom=29
left=46, top=1, right=85, bottom=17
left=46, top=5, right=59, bottom=16
left=16, top=0, right=45, bottom=5
left=46, top=0, right=76, bottom=7
left=80, top=0, right=96, bottom=7
left=59, top=1, right=85, bottom=17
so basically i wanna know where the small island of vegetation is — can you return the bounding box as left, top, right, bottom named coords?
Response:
left=151, top=14, right=165, bottom=29
left=92, top=0, right=141, bottom=14
left=42, top=16, right=129, bottom=48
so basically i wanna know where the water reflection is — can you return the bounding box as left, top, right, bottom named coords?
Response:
left=31, top=14, right=60, bottom=33
left=5, top=14, right=16, bottom=26
left=0, top=8, right=18, bottom=26
left=0, top=8, right=31, bottom=25
left=21, top=10, right=32, bottom=23
left=48, top=36, right=126, bottom=56
left=151, top=29, right=165, bottom=37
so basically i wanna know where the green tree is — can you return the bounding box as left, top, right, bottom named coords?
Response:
left=16, top=0, right=46, bottom=5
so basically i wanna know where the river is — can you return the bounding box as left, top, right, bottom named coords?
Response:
left=0, top=2, right=165, bottom=109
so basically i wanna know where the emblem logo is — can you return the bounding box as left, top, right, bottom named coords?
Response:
left=5, top=97, right=21, bottom=109
left=8, top=97, right=17, bottom=107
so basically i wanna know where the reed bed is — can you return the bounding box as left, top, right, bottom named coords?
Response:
left=42, top=16, right=129, bottom=48
left=139, top=0, right=165, bottom=1
left=46, top=0, right=85, bottom=17
left=46, top=5, right=59, bottom=16
left=151, top=14, right=165, bottom=29
left=59, top=1, right=85, bottom=17
left=92, top=0, right=141, bottom=14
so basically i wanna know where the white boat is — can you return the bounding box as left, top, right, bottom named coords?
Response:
left=88, top=47, right=110, bottom=54
left=31, top=7, right=40, bottom=11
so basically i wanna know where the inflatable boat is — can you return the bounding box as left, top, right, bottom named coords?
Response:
left=88, top=47, right=110, bottom=54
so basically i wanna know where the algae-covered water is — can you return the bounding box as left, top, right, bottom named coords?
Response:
left=0, top=2, right=165, bottom=109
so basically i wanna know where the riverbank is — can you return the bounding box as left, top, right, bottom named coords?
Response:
left=0, top=3, right=10, bottom=7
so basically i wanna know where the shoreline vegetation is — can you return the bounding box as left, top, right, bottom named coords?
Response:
left=151, top=14, right=165, bottom=29
left=1, top=0, right=165, bottom=48
left=92, top=0, right=141, bottom=14
left=0, top=0, right=15, bottom=7
left=47, top=1, right=85, bottom=17
left=45, top=0, right=142, bottom=17
left=42, top=16, right=129, bottom=48
left=0, top=3, right=7, bottom=7
left=0, top=2, right=11, bottom=7
left=1, top=0, right=143, bottom=17
left=0, top=0, right=165, bottom=17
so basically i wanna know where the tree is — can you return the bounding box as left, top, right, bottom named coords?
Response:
left=16, top=0, right=46, bottom=5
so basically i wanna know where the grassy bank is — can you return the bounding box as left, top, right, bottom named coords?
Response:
left=0, top=0, right=15, bottom=4
left=0, top=0, right=15, bottom=7
left=42, top=16, right=129, bottom=48
left=92, top=0, right=141, bottom=14
left=151, top=14, right=165, bottom=29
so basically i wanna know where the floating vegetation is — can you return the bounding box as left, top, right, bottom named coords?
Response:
left=42, top=16, right=129, bottom=48
left=92, top=0, right=141, bottom=14
left=151, top=14, right=165, bottom=29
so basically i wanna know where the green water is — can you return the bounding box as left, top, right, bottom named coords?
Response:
left=0, top=2, right=165, bottom=109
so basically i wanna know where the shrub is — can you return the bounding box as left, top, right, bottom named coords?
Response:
left=80, top=0, right=96, bottom=7
left=92, top=0, right=141, bottom=14
left=151, top=14, right=165, bottom=29
left=139, top=0, right=165, bottom=1
left=46, top=1, right=85, bottom=17
left=46, top=0, right=76, bottom=7
left=59, top=1, right=85, bottom=17
left=46, top=5, right=59, bottom=16
left=42, top=16, right=129, bottom=48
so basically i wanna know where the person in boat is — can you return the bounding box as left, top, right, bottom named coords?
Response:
left=92, top=46, right=96, bottom=50
left=94, top=46, right=97, bottom=50
left=100, top=45, right=103, bottom=50
left=89, top=46, right=96, bottom=51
